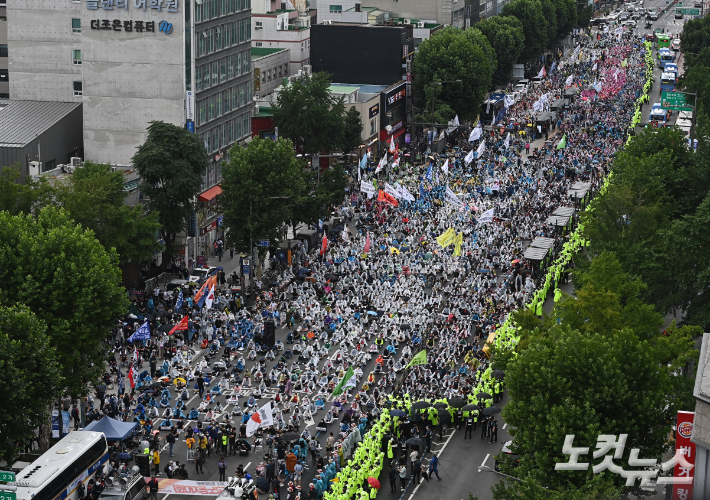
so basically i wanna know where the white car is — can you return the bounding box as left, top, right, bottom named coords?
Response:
left=514, top=83, right=528, bottom=94
left=679, top=110, right=693, bottom=121
left=671, top=38, right=681, bottom=51
left=189, top=265, right=217, bottom=284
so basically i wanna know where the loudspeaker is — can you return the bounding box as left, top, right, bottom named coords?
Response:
left=135, top=454, right=150, bottom=476
left=264, top=320, right=276, bottom=348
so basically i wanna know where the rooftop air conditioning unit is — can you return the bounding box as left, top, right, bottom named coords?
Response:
left=417, top=21, right=424, bottom=28
left=355, top=1, right=361, bottom=11
left=64, top=165, right=75, bottom=174
left=303, top=64, right=312, bottom=76
left=70, top=157, right=82, bottom=167
left=297, top=69, right=303, bottom=78
left=29, top=161, right=41, bottom=177
left=255, top=104, right=260, bottom=115
left=404, top=18, right=411, bottom=24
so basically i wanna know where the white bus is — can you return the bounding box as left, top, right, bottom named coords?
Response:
left=15, top=432, right=109, bottom=500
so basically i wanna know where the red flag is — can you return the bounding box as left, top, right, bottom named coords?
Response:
left=194, top=279, right=209, bottom=304
left=127, top=366, right=137, bottom=389
left=364, top=232, right=371, bottom=253
left=169, top=315, right=189, bottom=335
left=378, top=190, right=398, bottom=207
left=394, top=144, right=399, bottom=162
left=320, top=235, right=328, bottom=255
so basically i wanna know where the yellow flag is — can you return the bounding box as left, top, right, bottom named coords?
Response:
left=454, top=232, right=463, bottom=256
left=436, top=228, right=455, bottom=247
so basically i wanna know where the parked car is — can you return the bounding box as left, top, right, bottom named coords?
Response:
left=189, top=265, right=217, bottom=284
left=671, top=38, right=681, bottom=51
left=514, top=80, right=529, bottom=94
left=494, top=441, right=520, bottom=472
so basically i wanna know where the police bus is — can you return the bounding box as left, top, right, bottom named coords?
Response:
left=15, top=432, right=109, bottom=500
left=660, top=72, right=677, bottom=92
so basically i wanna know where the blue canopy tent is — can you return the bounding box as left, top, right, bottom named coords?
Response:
left=83, top=416, right=139, bottom=441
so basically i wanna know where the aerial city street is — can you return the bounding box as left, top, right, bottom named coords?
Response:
left=0, top=0, right=709, bottom=499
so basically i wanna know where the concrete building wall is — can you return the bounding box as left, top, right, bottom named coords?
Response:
left=315, top=0, right=448, bottom=24
left=252, top=13, right=309, bottom=75
left=7, top=0, right=81, bottom=101
left=0, top=8, right=7, bottom=98
left=81, top=4, right=185, bottom=164
left=252, top=47, right=290, bottom=97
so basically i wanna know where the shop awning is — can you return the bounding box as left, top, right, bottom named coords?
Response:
left=199, top=185, right=222, bottom=202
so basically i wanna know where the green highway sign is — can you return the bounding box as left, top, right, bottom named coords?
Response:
left=0, top=492, right=15, bottom=500
left=0, top=472, right=14, bottom=482
left=662, top=91, right=694, bottom=111
left=676, top=7, right=700, bottom=14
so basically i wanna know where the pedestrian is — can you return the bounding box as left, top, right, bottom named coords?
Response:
left=146, top=476, right=159, bottom=500
left=412, top=458, right=422, bottom=485
left=197, top=375, right=205, bottom=397
left=480, top=417, right=489, bottom=440
left=398, top=463, right=407, bottom=491
left=490, top=418, right=498, bottom=443
left=424, top=426, right=432, bottom=453
left=464, top=413, right=474, bottom=439
left=166, top=430, right=176, bottom=457
left=78, top=480, right=85, bottom=500
left=525, top=142, right=530, bottom=154
left=194, top=449, right=204, bottom=474
left=388, top=463, right=398, bottom=493
left=429, top=454, right=441, bottom=480
left=219, top=457, right=227, bottom=481
left=152, top=449, right=161, bottom=476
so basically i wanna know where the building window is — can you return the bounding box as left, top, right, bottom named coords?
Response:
left=73, top=50, right=82, bottom=65
left=255, top=41, right=262, bottom=47
left=329, top=4, right=342, bottom=11
left=212, top=128, right=218, bottom=152
left=239, top=83, right=246, bottom=107
left=0, top=45, right=7, bottom=58
left=242, top=50, right=250, bottom=74
left=235, top=116, right=242, bottom=140
left=227, top=120, right=233, bottom=143
left=215, top=26, right=222, bottom=51
left=224, top=89, right=231, bottom=113
left=239, top=19, right=245, bottom=42
left=235, top=52, right=242, bottom=76
left=195, top=1, right=202, bottom=22
left=266, top=69, right=270, bottom=82
left=203, top=64, right=210, bottom=89
left=220, top=0, right=226, bottom=16
left=284, top=65, right=289, bottom=76
left=0, top=70, right=7, bottom=83
left=246, top=21, right=251, bottom=40
left=370, top=118, right=376, bottom=135
left=278, top=65, right=282, bottom=77
left=211, top=61, right=219, bottom=86
left=243, top=113, right=250, bottom=137
left=208, top=28, right=214, bottom=53
left=199, top=99, right=207, bottom=125
left=196, top=65, right=202, bottom=91
left=73, top=81, right=83, bottom=96
left=208, top=94, right=215, bottom=120
left=255, top=20, right=263, bottom=29
left=216, top=92, right=222, bottom=116
left=72, top=18, right=81, bottom=33
left=220, top=58, right=227, bottom=82
left=227, top=0, right=234, bottom=13
left=227, top=57, right=234, bottom=80
left=232, top=86, right=238, bottom=109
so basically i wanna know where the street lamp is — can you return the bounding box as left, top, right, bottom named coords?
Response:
left=431, top=79, right=463, bottom=116
left=478, top=465, right=548, bottom=488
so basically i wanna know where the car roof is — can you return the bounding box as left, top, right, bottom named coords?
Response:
left=501, top=440, right=514, bottom=454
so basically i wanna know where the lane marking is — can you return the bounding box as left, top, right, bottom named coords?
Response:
left=407, top=430, right=456, bottom=500
left=502, top=423, right=507, bottom=430
left=480, top=454, right=490, bottom=469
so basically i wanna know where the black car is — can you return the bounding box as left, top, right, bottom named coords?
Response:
left=494, top=440, right=521, bottom=472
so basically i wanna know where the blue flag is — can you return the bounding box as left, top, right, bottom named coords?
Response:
left=426, top=164, right=433, bottom=181
left=419, top=183, right=425, bottom=199
left=128, top=321, right=151, bottom=342
left=175, top=289, right=184, bottom=311
left=360, top=154, right=368, bottom=170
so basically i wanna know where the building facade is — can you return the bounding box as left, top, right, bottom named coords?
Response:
left=251, top=9, right=312, bottom=75
left=251, top=46, right=290, bottom=97
left=7, top=0, right=253, bottom=166
left=0, top=1, right=7, bottom=99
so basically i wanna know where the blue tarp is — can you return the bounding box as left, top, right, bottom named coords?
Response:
left=83, top=416, right=138, bottom=441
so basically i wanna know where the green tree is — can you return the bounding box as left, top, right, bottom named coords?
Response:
left=132, top=121, right=209, bottom=260
left=0, top=163, right=54, bottom=215
left=475, top=16, right=525, bottom=85
left=0, top=207, right=128, bottom=448
left=55, top=162, right=163, bottom=264
left=502, top=0, right=548, bottom=61
left=553, top=0, right=578, bottom=37
left=502, top=327, right=677, bottom=490
left=341, top=107, right=364, bottom=155
left=271, top=72, right=346, bottom=156
left=412, top=26, right=494, bottom=120
left=221, top=137, right=306, bottom=266
left=0, top=304, right=62, bottom=463
left=576, top=3, right=593, bottom=27
left=541, top=0, right=558, bottom=46
left=677, top=14, right=710, bottom=56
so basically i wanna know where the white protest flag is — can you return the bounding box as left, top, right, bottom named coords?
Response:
left=469, top=126, right=482, bottom=142
left=445, top=185, right=463, bottom=208
left=464, top=149, right=475, bottom=164
left=503, top=132, right=510, bottom=149
left=246, top=402, right=275, bottom=437
left=400, top=185, right=416, bottom=202
left=360, top=179, right=376, bottom=199
left=385, top=182, right=401, bottom=199
left=504, top=95, right=514, bottom=109
left=536, top=66, right=545, bottom=79
left=374, top=156, right=387, bottom=174
left=476, top=140, right=486, bottom=157
left=565, top=75, right=574, bottom=86
left=478, top=208, right=495, bottom=224
left=592, top=62, right=598, bottom=71
left=441, top=159, right=449, bottom=175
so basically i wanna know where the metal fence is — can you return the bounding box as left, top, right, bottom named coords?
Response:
left=144, top=271, right=181, bottom=292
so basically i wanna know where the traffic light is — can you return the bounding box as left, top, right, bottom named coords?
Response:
left=187, top=211, right=197, bottom=237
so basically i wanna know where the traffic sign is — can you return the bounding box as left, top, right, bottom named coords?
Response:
left=652, top=120, right=659, bottom=128
left=0, top=492, right=16, bottom=500
left=256, top=240, right=270, bottom=247
left=676, top=7, right=700, bottom=14
left=661, top=91, right=694, bottom=111
left=0, top=472, right=14, bottom=482
left=242, top=259, right=250, bottom=275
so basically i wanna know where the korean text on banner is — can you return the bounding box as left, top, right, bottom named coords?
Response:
left=672, top=411, right=695, bottom=500
left=157, top=480, right=228, bottom=495
left=360, top=180, right=376, bottom=199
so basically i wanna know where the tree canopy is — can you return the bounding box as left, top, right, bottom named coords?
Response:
left=0, top=304, right=62, bottom=464
left=501, top=0, right=548, bottom=61
left=271, top=72, right=346, bottom=156
left=221, top=137, right=306, bottom=253
left=54, top=162, right=163, bottom=264
left=0, top=207, right=128, bottom=395
left=342, top=106, right=364, bottom=155
left=132, top=121, right=208, bottom=259
left=412, top=26, right=495, bottom=120
left=474, top=16, right=525, bottom=85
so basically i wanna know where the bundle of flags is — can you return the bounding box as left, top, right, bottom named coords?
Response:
left=332, top=366, right=357, bottom=397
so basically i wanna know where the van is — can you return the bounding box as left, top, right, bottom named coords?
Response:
left=676, top=118, right=692, bottom=136
left=100, top=474, right=146, bottom=500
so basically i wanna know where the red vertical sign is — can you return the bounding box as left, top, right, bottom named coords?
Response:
left=672, top=411, right=695, bottom=500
